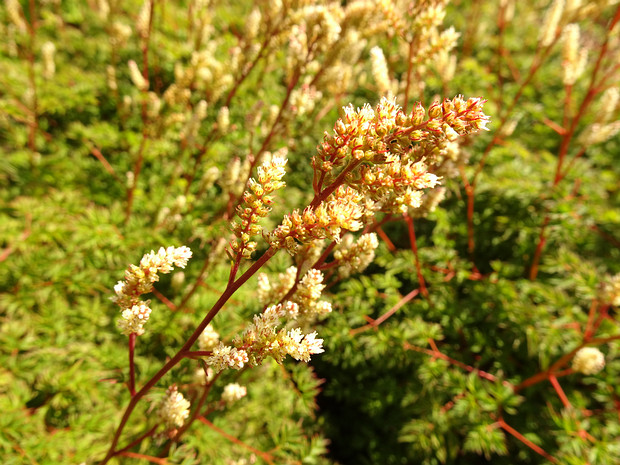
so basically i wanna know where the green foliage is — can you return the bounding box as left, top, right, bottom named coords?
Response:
left=1, top=0, right=620, bottom=464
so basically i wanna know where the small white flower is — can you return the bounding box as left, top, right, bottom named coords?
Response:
left=221, top=383, right=247, bottom=404
left=158, top=385, right=190, bottom=429
left=198, top=324, right=220, bottom=351
left=572, top=347, right=605, bottom=375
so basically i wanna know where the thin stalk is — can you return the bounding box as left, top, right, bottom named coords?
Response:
left=128, top=333, right=136, bottom=396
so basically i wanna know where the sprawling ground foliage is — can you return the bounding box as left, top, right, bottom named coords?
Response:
left=1, top=0, right=619, bottom=464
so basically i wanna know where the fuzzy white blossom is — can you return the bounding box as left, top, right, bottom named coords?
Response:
left=41, top=42, right=56, bottom=79
left=136, top=0, right=152, bottom=40
left=217, top=106, right=230, bottom=133
left=562, top=24, right=587, bottom=85
left=572, top=347, right=605, bottom=375
left=539, top=0, right=565, bottom=47
left=207, top=343, right=250, bottom=372
left=221, top=383, right=247, bottom=404
left=158, top=385, right=190, bottom=429
left=198, top=324, right=220, bottom=351
left=370, top=46, right=391, bottom=95
left=112, top=246, right=192, bottom=335
left=6, top=0, right=27, bottom=33
left=117, top=302, right=152, bottom=336
left=128, top=59, right=148, bottom=91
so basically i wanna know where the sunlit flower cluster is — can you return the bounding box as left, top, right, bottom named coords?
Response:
left=266, top=96, right=488, bottom=254
left=257, top=267, right=331, bottom=322
left=231, top=156, right=288, bottom=258
left=205, top=302, right=324, bottom=372
left=221, top=383, right=247, bottom=404
left=333, top=233, right=379, bottom=278
left=112, top=246, right=192, bottom=335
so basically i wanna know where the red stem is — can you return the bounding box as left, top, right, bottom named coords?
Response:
left=404, top=213, right=428, bottom=298
left=128, top=333, right=136, bottom=396
left=496, top=417, right=558, bottom=463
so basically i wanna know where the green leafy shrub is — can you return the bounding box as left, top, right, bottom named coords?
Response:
left=1, top=1, right=619, bottom=465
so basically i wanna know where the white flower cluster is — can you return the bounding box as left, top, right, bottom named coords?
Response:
left=221, top=383, right=247, bottom=404
left=333, top=233, right=379, bottom=278
left=205, top=302, right=324, bottom=373
left=257, top=268, right=331, bottom=321
left=198, top=324, right=220, bottom=351
left=572, top=347, right=605, bottom=375
left=112, top=246, right=192, bottom=336
left=158, top=385, right=191, bottom=429
left=370, top=46, right=392, bottom=96
left=117, top=302, right=152, bottom=336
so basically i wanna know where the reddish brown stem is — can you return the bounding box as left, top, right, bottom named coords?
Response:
left=404, top=213, right=428, bottom=298
left=404, top=339, right=508, bottom=386
left=128, top=333, right=136, bottom=396
left=27, top=0, right=38, bottom=151
left=549, top=375, right=571, bottom=409
left=124, top=0, right=155, bottom=224
left=350, top=289, right=419, bottom=336
left=117, top=451, right=167, bottom=464
left=198, top=417, right=274, bottom=464
left=496, top=417, right=558, bottom=463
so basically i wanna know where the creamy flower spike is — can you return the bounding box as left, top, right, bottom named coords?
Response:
left=231, top=156, right=288, bottom=258
left=158, top=385, right=190, bottom=429
left=198, top=324, right=220, bottom=351
left=205, top=302, right=324, bottom=373
left=112, top=246, right=192, bottom=335
left=267, top=96, right=489, bottom=254
left=221, top=383, right=247, bottom=404
left=334, top=233, right=379, bottom=278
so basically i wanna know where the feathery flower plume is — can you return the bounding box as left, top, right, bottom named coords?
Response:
left=221, top=383, right=247, bottom=404
left=128, top=59, right=149, bottom=91
left=539, top=0, right=565, bottom=47
left=370, top=46, right=392, bottom=95
left=572, top=347, right=605, bottom=375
